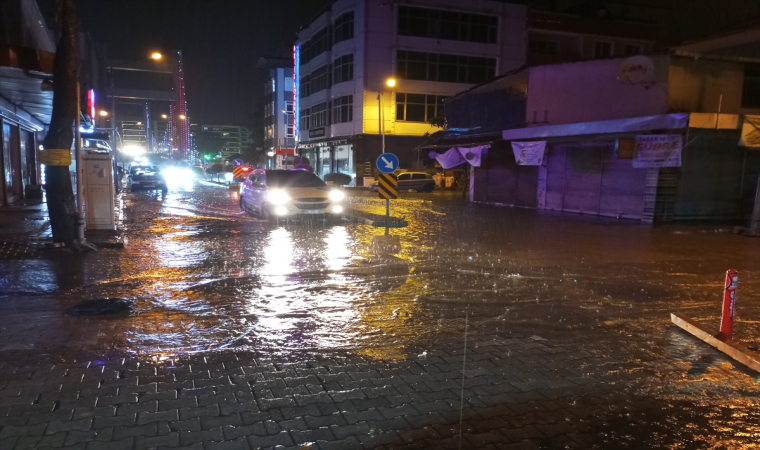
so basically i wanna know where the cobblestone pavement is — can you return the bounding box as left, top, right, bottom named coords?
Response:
left=2, top=185, right=760, bottom=449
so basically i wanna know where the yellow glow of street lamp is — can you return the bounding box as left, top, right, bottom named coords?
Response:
left=99, top=110, right=108, bottom=117
left=161, top=114, right=168, bottom=119
left=178, top=114, right=186, bottom=120
left=150, top=52, right=163, bottom=60
left=386, top=78, right=397, bottom=87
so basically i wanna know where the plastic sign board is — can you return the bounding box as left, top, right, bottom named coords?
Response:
left=377, top=173, right=398, bottom=200
left=376, top=153, right=399, bottom=174
left=39, top=149, right=72, bottom=166
left=232, top=158, right=243, bottom=167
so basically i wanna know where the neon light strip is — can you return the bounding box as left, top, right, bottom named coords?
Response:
left=88, top=89, right=95, bottom=119
left=294, top=44, right=300, bottom=146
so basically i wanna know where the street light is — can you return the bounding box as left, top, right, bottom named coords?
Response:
left=110, top=51, right=164, bottom=153
left=386, top=78, right=397, bottom=88
left=379, top=77, right=397, bottom=155
left=161, top=114, right=168, bottom=119
left=178, top=114, right=186, bottom=120
left=99, top=110, right=108, bottom=116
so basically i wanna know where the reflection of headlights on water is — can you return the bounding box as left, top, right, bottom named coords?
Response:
left=329, top=190, right=345, bottom=202
left=224, top=172, right=233, bottom=182
left=332, top=205, right=343, bottom=214
left=266, top=189, right=290, bottom=205
left=275, top=206, right=289, bottom=216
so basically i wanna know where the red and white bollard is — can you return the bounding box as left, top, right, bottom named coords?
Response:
left=717, top=269, right=739, bottom=341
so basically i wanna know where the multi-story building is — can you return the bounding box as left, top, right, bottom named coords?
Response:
left=527, top=5, right=658, bottom=66
left=256, top=57, right=296, bottom=168
left=295, top=0, right=527, bottom=184
left=190, top=124, right=253, bottom=160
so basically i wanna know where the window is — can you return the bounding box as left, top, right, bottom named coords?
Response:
left=624, top=44, right=642, bottom=56
left=310, top=65, right=331, bottom=93
left=396, top=51, right=495, bottom=84
left=333, top=11, right=354, bottom=44
left=398, top=6, right=498, bottom=44
left=396, top=93, right=447, bottom=122
left=299, top=74, right=310, bottom=97
left=397, top=173, right=411, bottom=181
left=332, top=95, right=353, bottom=123
left=302, top=26, right=331, bottom=63
left=333, top=54, right=354, bottom=84
left=287, top=126, right=295, bottom=137
left=742, top=64, right=760, bottom=108
left=412, top=173, right=427, bottom=180
left=300, top=108, right=310, bottom=130
left=310, top=102, right=328, bottom=128
left=594, top=41, right=612, bottom=58
left=529, top=39, right=558, bottom=55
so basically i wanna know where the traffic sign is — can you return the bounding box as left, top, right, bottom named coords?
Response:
left=377, top=173, right=398, bottom=200
left=232, top=166, right=250, bottom=180
left=232, top=158, right=243, bottom=167
left=376, top=153, right=399, bottom=174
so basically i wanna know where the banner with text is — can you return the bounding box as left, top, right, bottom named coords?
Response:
left=511, top=141, right=546, bottom=165
left=633, top=134, right=682, bottom=168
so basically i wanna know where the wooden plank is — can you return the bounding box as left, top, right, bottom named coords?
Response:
left=671, top=313, right=760, bottom=373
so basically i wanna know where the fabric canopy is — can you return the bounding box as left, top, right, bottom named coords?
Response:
left=429, top=145, right=491, bottom=169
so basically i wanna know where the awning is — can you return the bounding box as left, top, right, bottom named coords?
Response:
left=417, top=133, right=501, bottom=150
left=502, top=113, right=690, bottom=141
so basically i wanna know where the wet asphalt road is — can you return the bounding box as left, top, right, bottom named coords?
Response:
left=2, top=179, right=760, bottom=449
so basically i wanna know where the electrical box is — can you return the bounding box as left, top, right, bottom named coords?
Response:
left=82, top=151, right=115, bottom=230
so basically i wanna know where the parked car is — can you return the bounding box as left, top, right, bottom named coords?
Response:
left=240, top=169, right=345, bottom=220
left=129, top=168, right=168, bottom=194
left=370, top=172, right=435, bottom=192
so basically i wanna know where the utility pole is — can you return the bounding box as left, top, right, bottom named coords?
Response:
left=43, top=0, right=81, bottom=248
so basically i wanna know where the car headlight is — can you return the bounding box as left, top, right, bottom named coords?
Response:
left=329, top=190, right=345, bottom=202
left=267, top=189, right=290, bottom=205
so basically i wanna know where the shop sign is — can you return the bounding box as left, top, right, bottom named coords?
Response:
left=739, top=115, right=760, bottom=148
left=633, top=134, right=682, bottom=168
left=511, top=141, right=545, bottom=165
left=309, top=128, right=325, bottom=138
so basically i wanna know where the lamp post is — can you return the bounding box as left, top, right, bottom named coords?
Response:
left=109, top=52, right=163, bottom=153
left=379, top=78, right=396, bottom=233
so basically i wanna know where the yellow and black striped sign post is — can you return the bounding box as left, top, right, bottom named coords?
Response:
left=377, top=173, right=397, bottom=200
left=232, top=166, right=248, bottom=181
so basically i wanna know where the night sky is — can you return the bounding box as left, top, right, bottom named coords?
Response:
left=36, top=0, right=760, bottom=130
left=37, top=0, right=332, bottom=125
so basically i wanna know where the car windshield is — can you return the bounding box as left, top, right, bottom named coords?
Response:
left=266, top=170, right=326, bottom=188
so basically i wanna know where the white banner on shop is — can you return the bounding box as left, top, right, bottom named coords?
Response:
left=633, top=134, right=682, bottom=168
left=511, top=141, right=546, bottom=165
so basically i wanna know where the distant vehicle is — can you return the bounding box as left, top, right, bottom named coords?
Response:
left=129, top=168, right=168, bottom=194
left=370, top=172, right=435, bottom=193
left=240, top=169, right=345, bottom=220
left=129, top=165, right=153, bottom=176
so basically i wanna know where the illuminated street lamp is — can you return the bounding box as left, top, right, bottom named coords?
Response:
left=150, top=52, right=163, bottom=60
left=178, top=114, right=186, bottom=120
left=161, top=114, right=168, bottom=119
left=379, top=77, right=397, bottom=154
left=99, top=110, right=108, bottom=117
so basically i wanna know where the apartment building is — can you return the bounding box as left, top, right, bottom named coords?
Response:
left=257, top=57, right=296, bottom=167
left=191, top=124, right=253, bottom=160
left=295, top=0, right=527, bottom=184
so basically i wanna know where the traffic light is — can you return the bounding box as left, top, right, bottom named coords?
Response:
left=203, top=154, right=211, bottom=160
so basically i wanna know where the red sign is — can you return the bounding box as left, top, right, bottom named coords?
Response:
left=275, top=148, right=296, bottom=155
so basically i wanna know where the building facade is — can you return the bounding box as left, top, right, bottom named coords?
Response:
left=295, top=0, right=527, bottom=185
left=190, top=124, right=253, bottom=160
left=263, top=67, right=295, bottom=166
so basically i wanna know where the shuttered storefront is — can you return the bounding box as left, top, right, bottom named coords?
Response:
left=473, top=143, right=538, bottom=207
left=543, top=142, right=647, bottom=219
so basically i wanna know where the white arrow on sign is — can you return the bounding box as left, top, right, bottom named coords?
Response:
left=380, top=156, right=394, bottom=169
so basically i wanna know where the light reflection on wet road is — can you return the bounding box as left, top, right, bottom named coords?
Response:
left=3, top=180, right=760, bottom=447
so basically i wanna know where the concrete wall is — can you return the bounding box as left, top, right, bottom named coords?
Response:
left=668, top=57, right=746, bottom=115
left=525, top=55, right=671, bottom=126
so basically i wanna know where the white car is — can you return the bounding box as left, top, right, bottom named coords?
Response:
left=240, top=169, right=345, bottom=220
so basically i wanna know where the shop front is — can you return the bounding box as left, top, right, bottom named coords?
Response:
left=298, top=137, right=356, bottom=185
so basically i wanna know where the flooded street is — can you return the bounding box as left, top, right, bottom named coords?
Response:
left=2, top=180, right=760, bottom=449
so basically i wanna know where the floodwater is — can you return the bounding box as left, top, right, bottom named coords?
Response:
left=2, top=180, right=760, bottom=448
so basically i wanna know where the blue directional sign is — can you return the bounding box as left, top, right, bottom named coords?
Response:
left=376, top=153, right=399, bottom=174
left=232, top=158, right=243, bottom=167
